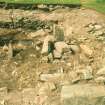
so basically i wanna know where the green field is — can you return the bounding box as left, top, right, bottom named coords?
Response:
left=0, top=0, right=80, bottom=4
left=82, top=0, right=105, bottom=14
left=0, top=0, right=105, bottom=14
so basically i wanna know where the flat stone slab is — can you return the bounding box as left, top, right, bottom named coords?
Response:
left=61, top=84, right=105, bottom=98
left=61, top=84, right=105, bottom=105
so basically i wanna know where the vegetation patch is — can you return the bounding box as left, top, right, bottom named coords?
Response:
left=82, top=0, right=105, bottom=14
left=0, top=0, right=80, bottom=4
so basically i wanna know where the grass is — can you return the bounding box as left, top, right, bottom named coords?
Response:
left=0, top=0, right=80, bottom=4
left=0, top=0, right=105, bottom=14
left=82, top=0, right=105, bottom=14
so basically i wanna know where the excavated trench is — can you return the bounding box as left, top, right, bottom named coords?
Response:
left=0, top=3, right=81, bottom=10
left=0, top=18, right=53, bottom=29
left=0, top=18, right=54, bottom=58
left=0, top=4, right=105, bottom=105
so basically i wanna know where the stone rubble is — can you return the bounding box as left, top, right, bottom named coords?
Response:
left=86, top=22, right=105, bottom=42
left=0, top=6, right=105, bottom=105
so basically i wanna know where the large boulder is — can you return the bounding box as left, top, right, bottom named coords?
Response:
left=61, top=84, right=105, bottom=105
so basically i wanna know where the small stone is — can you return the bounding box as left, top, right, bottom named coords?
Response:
left=0, top=87, right=7, bottom=97
left=62, top=52, right=72, bottom=60
left=94, top=24, right=102, bottom=30
left=88, top=24, right=94, bottom=29
left=36, top=40, right=42, bottom=46
left=94, top=31, right=104, bottom=36
left=78, top=37, right=88, bottom=42
left=66, top=63, right=72, bottom=67
left=83, top=66, right=93, bottom=80
left=58, top=67, right=64, bottom=73
left=97, top=36, right=105, bottom=41
left=47, top=82, right=56, bottom=91
left=53, top=50, right=62, bottom=59
left=3, top=44, right=8, bottom=52
left=68, top=71, right=80, bottom=83
left=95, top=76, right=105, bottom=83
left=36, top=46, right=40, bottom=51
left=29, top=29, right=46, bottom=38
left=87, top=28, right=94, bottom=33
left=54, top=41, right=69, bottom=54
left=72, top=77, right=81, bottom=83
left=41, top=43, right=48, bottom=55
left=96, top=67, right=105, bottom=75
left=69, top=45, right=81, bottom=54
left=48, top=53, right=53, bottom=62
left=80, top=44, right=93, bottom=56
left=37, top=4, right=48, bottom=9
left=16, top=42, right=26, bottom=49
left=29, top=54, right=36, bottom=57
left=41, top=56, right=48, bottom=63
left=86, top=23, right=94, bottom=33
left=53, top=59, right=60, bottom=64
left=40, top=73, right=63, bottom=82
left=12, top=70, right=18, bottom=77
left=49, top=7, right=54, bottom=11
